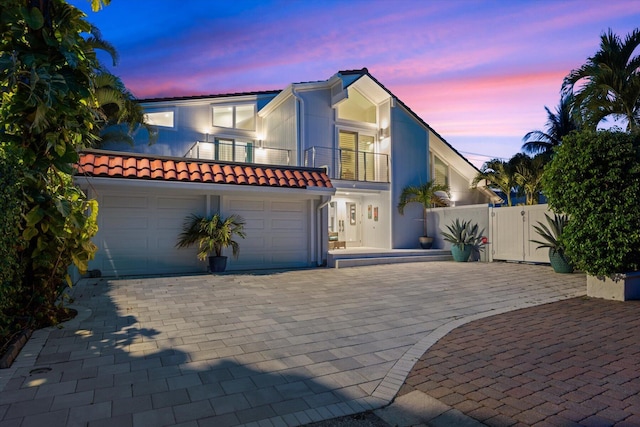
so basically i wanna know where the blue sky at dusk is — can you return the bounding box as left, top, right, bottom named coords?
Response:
left=69, top=0, right=640, bottom=166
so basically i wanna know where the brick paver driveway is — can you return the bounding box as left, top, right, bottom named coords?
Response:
left=0, top=262, right=585, bottom=426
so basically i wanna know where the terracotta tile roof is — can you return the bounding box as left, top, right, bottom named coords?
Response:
left=75, top=151, right=333, bottom=189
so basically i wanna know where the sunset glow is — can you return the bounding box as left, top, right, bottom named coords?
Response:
left=69, top=0, right=640, bottom=165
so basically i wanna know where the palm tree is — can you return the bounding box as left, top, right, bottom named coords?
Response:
left=513, top=153, right=546, bottom=205
left=473, top=158, right=518, bottom=206
left=93, top=72, right=157, bottom=146
left=397, top=181, right=450, bottom=245
left=562, top=28, right=640, bottom=132
left=176, top=213, right=246, bottom=260
left=522, top=93, right=579, bottom=155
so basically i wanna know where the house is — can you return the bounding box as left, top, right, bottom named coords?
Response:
left=75, top=68, right=496, bottom=277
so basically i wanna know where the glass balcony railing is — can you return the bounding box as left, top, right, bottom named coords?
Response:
left=185, top=141, right=292, bottom=166
left=304, top=146, right=389, bottom=183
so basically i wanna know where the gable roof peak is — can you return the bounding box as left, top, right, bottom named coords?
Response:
left=337, top=68, right=369, bottom=76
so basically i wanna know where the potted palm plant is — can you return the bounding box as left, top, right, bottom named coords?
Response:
left=398, top=181, right=450, bottom=249
left=531, top=213, right=573, bottom=273
left=441, top=218, right=485, bottom=262
left=176, top=213, right=246, bottom=273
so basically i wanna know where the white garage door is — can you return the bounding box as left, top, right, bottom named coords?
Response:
left=225, top=197, right=310, bottom=270
left=91, top=192, right=206, bottom=277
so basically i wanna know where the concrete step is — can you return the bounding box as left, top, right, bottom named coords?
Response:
left=328, top=249, right=453, bottom=268
left=334, top=254, right=453, bottom=268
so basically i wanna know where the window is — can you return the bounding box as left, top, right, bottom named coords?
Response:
left=212, top=104, right=255, bottom=130
left=144, top=111, right=174, bottom=128
left=337, top=89, right=377, bottom=124
left=339, top=131, right=375, bottom=181
left=432, top=155, right=449, bottom=186
left=196, top=139, right=253, bottom=163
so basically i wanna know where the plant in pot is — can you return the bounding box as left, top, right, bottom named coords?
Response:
left=176, top=213, right=246, bottom=273
left=531, top=213, right=573, bottom=273
left=441, top=219, right=485, bottom=262
left=397, top=181, right=450, bottom=249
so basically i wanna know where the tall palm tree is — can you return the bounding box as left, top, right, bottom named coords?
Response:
left=562, top=28, right=640, bottom=132
left=513, top=153, right=546, bottom=205
left=397, top=181, right=450, bottom=239
left=473, top=158, right=518, bottom=206
left=522, top=93, right=579, bottom=154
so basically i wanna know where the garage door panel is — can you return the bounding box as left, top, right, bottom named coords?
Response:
left=226, top=197, right=309, bottom=270
left=157, top=235, right=184, bottom=250
left=271, top=219, right=303, bottom=230
left=102, top=213, right=148, bottom=230
left=242, top=237, right=266, bottom=250
left=157, top=217, right=185, bottom=230
left=229, top=199, right=264, bottom=211
left=272, top=201, right=304, bottom=212
left=91, top=193, right=206, bottom=277
left=103, top=195, right=148, bottom=209
left=157, top=196, right=202, bottom=210
left=244, top=218, right=265, bottom=230
left=101, top=235, right=149, bottom=251
left=270, top=251, right=308, bottom=263
left=96, top=254, right=149, bottom=275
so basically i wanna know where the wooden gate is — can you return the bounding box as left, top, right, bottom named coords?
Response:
left=490, top=204, right=551, bottom=263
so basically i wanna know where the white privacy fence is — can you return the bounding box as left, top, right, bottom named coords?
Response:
left=428, top=203, right=553, bottom=263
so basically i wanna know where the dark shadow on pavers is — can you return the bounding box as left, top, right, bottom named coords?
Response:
left=0, top=277, right=375, bottom=427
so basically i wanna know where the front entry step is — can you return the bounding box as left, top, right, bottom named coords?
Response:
left=328, top=249, right=452, bottom=268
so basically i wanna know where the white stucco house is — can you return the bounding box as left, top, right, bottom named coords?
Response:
left=75, top=68, right=496, bottom=277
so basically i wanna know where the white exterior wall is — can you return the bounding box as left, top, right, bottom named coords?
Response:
left=300, top=88, right=334, bottom=153
left=390, top=105, right=430, bottom=249
left=261, top=96, right=297, bottom=165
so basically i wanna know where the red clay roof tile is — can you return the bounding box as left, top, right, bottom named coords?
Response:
left=76, top=151, right=333, bottom=190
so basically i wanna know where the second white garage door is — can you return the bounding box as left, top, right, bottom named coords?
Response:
left=90, top=191, right=205, bottom=277
left=225, top=197, right=310, bottom=270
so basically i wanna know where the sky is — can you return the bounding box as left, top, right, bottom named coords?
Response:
left=69, top=0, right=640, bottom=167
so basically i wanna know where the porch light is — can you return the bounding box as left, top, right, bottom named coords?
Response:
left=379, top=127, right=390, bottom=139
left=257, top=140, right=264, bottom=150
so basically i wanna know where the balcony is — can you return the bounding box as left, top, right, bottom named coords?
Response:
left=304, top=146, right=389, bottom=183
left=185, top=141, right=292, bottom=166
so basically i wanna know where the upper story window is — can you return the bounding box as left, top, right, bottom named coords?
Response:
left=432, top=154, right=449, bottom=187
left=337, top=89, right=377, bottom=124
left=144, top=110, right=174, bottom=128
left=212, top=104, right=256, bottom=130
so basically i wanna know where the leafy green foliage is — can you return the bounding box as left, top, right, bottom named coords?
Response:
left=176, top=213, right=246, bottom=260
left=0, top=0, right=110, bottom=332
left=562, top=28, right=640, bottom=132
left=543, top=130, right=640, bottom=276
left=0, top=144, right=26, bottom=339
left=473, top=158, right=519, bottom=206
left=397, top=181, right=450, bottom=237
left=522, top=93, right=579, bottom=155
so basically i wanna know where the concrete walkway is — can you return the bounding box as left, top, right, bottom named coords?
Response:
left=0, top=262, right=585, bottom=427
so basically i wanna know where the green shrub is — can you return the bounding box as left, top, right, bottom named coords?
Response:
left=0, top=144, right=26, bottom=339
left=542, top=130, right=640, bottom=276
